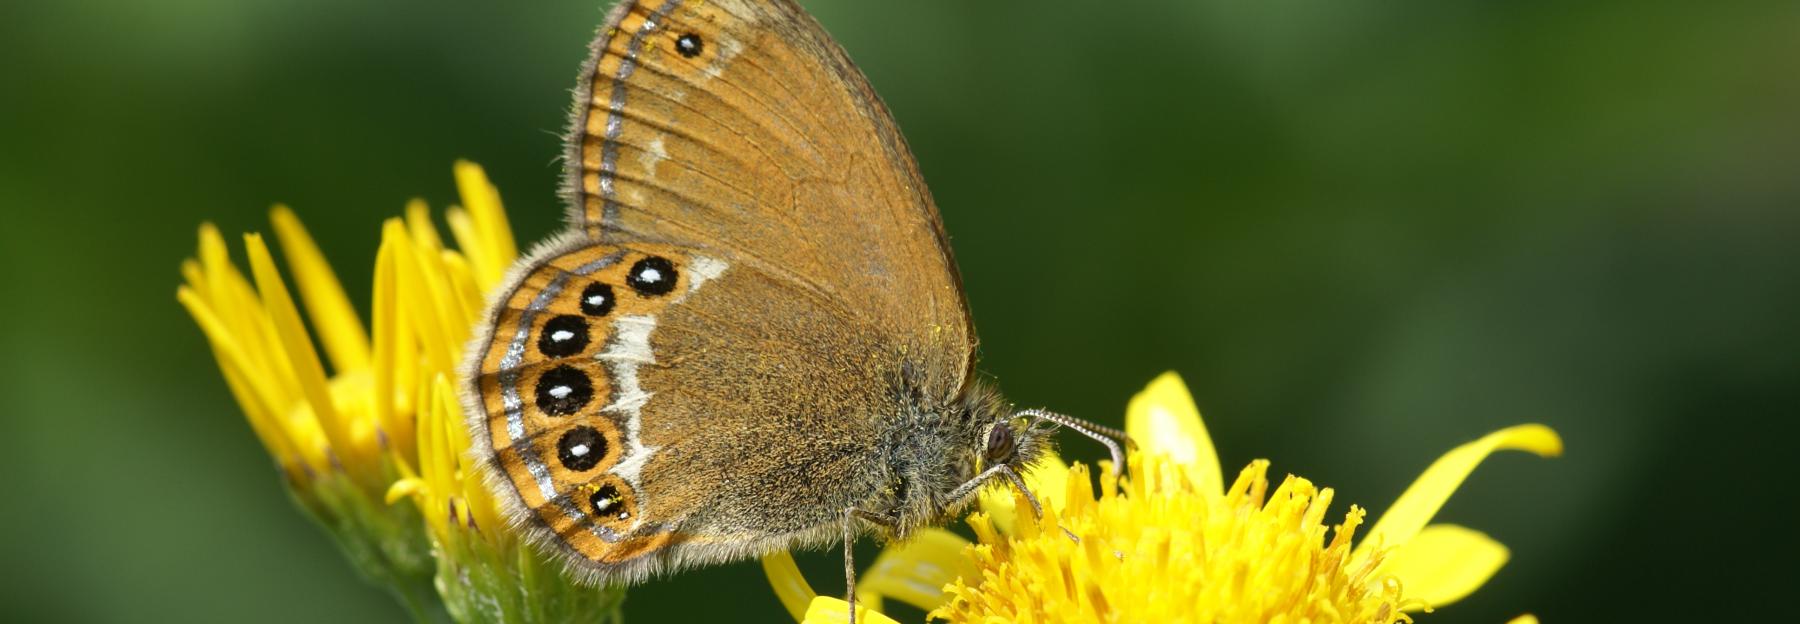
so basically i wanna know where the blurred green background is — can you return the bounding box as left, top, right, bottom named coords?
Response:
left=4, top=0, right=1796, bottom=621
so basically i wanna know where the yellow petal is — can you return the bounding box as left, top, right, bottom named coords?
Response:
left=1508, top=615, right=1541, bottom=624
left=453, top=160, right=518, bottom=288
left=979, top=451, right=1070, bottom=534
left=180, top=286, right=309, bottom=471
left=1124, top=371, right=1223, bottom=496
left=1383, top=524, right=1510, bottom=610
left=444, top=207, right=487, bottom=287
left=405, top=199, right=445, bottom=252
left=368, top=229, right=409, bottom=462
left=383, top=219, right=456, bottom=374
left=180, top=259, right=206, bottom=295
left=438, top=249, right=486, bottom=327
left=269, top=205, right=371, bottom=373
left=858, top=529, right=977, bottom=611
left=760, top=551, right=817, bottom=623
left=384, top=478, right=425, bottom=505
left=198, top=224, right=298, bottom=409
left=801, top=597, right=899, bottom=624
left=1361, top=424, right=1562, bottom=555
left=424, top=376, right=462, bottom=504
left=244, top=233, right=358, bottom=468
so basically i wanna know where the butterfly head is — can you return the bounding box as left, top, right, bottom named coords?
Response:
left=877, top=379, right=1061, bottom=534
left=975, top=406, right=1060, bottom=477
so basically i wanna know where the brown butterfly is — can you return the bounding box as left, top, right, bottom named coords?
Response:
left=461, top=0, right=1122, bottom=615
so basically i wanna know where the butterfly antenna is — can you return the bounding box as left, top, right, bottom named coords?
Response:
left=1015, top=408, right=1130, bottom=479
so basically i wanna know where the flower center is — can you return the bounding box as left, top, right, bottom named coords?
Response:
left=934, top=455, right=1416, bottom=624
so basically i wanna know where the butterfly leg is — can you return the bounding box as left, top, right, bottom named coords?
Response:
left=842, top=507, right=898, bottom=624
left=942, top=463, right=1020, bottom=511
left=947, top=462, right=1082, bottom=543
left=996, top=464, right=1043, bottom=519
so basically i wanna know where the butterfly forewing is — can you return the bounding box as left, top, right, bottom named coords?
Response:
left=567, top=0, right=971, bottom=386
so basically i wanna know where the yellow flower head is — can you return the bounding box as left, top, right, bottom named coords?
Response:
left=766, top=372, right=1560, bottom=623
left=179, top=162, right=620, bottom=622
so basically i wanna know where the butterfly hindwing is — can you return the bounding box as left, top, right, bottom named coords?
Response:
left=466, top=234, right=726, bottom=573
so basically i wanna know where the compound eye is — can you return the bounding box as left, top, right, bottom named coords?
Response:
left=983, top=423, right=1016, bottom=464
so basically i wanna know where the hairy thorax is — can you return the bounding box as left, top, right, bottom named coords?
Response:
left=872, top=377, right=1048, bottom=538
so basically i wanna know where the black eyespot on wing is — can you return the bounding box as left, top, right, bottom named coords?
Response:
left=627, top=257, right=678, bottom=296
left=557, top=426, right=608, bottom=471
left=534, top=365, right=593, bottom=416
left=675, top=33, right=703, bottom=58
left=580, top=282, right=616, bottom=317
left=538, top=315, right=590, bottom=357
left=589, top=484, right=629, bottom=520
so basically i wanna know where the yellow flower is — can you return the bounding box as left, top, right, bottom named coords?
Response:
left=764, top=372, right=1560, bottom=623
left=179, top=162, right=620, bottom=622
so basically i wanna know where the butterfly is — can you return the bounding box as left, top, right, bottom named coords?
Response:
left=461, top=0, right=1124, bottom=614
